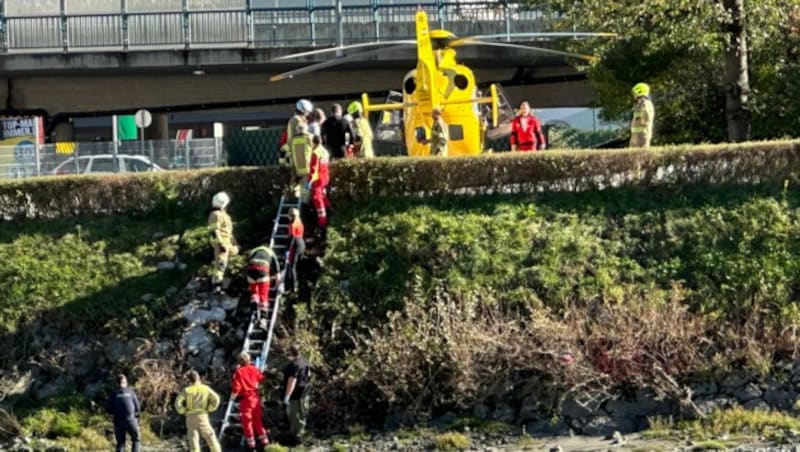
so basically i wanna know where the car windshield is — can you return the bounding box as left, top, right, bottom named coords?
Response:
left=127, top=158, right=155, bottom=172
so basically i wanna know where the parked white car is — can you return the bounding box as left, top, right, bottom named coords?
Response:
left=51, top=154, right=164, bottom=175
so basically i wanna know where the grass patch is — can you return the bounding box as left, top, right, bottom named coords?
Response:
left=691, top=439, right=735, bottom=451
left=444, top=417, right=511, bottom=434
left=647, top=407, right=800, bottom=445
left=264, top=445, right=289, bottom=452
left=433, top=432, right=471, bottom=451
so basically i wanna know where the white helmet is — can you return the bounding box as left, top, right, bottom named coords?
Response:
left=296, top=99, right=313, bottom=114
left=212, top=191, right=230, bottom=209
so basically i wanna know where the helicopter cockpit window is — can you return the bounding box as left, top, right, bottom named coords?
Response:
left=454, top=74, right=469, bottom=90
left=404, top=77, right=417, bottom=95
left=448, top=125, right=464, bottom=141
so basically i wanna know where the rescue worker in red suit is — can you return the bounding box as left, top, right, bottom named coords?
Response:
left=231, top=352, right=269, bottom=451
left=509, top=101, right=546, bottom=151
left=306, top=135, right=331, bottom=229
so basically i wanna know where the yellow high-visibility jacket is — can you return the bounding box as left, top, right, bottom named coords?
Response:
left=175, top=383, right=221, bottom=415
left=208, top=209, right=233, bottom=247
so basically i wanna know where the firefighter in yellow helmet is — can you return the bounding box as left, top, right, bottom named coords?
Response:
left=630, top=83, right=655, bottom=148
left=175, top=370, right=221, bottom=452
left=208, top=192, right=238, bottom=292
left=348, top=101, right=374, bottom=158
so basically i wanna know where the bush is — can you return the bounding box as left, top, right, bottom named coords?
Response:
left=0, top=167, right=283, bottom=221
left=433, top=432, right=471, bottom=451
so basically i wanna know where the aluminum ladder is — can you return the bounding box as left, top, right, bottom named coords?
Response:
left=218, top=194, right=300, bottom=442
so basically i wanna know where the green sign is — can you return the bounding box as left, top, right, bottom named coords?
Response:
left=117, top=115, right=138, bottom=141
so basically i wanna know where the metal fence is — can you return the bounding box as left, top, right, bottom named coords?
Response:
left=0, top=0, right=555, bottom=53
left=0, top=138, right=223, bottom=179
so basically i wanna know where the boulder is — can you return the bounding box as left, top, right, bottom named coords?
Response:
left=691, top=381, right=718, bottom=398
left=183, top=306, right=226, bottom=326
left=157, top=261, right=177, bottom=271
left=140, top=293, right=155, bottom=302
left=181, top=327, right=215, bottom=357
left=491, top=403, right=516, bottom=423
left=721, top=372, right=750, bottom=391
left=220, top=295, right=239, bottom=311
left=732, top=383, right=763, bottom=403
left=764, top=388, right=796, bottom=410
left=210, top=348, right=227, bottom=372
left=102, top=339, right=128, bottom=363
left=0, top=368, right=33, bottom=399
left=526, top=419, right=571, bottom=437
left=34, top=376, right=72, bottom=401
left=743, top=398, right=769, bottom=411
left=165, top=286, right=179, bottom=297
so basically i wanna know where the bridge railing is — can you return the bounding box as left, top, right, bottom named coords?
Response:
left=0, top=1, right=557, bottom=53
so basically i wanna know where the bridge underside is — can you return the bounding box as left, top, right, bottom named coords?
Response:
left=0, top=47, right=593, bottom=135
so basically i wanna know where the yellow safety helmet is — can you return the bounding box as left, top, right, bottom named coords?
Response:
left=347, top=101, right=363, bottom=115
left=632, top=83, right=650, bottom=97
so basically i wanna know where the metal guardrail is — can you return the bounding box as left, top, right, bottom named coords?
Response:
left=0, top=1, right=554, bottom=53
left=0, top=138, right=223, bottom=179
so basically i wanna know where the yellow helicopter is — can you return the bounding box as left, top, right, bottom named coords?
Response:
left=269, top=11, right=613, bottom=157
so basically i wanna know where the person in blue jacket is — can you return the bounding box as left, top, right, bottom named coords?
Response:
left=106, top=374, right=141, bottom=452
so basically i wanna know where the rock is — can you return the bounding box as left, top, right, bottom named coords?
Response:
left=185, top=278, right=201, bottom=292
left=560, top=398, right=595, bottom=419
left=473, top=403, right=491, bottom=419
left=764, top=388, right=796, bottom=410
left=526, top=419, right=571, bottom=437
left=157, top=261, right=177, bottom=271
left=430, top=412, right=457, bottom=427
left=383, top=409, right=414, bottom=430
left=733, top=383, right=763, bottom=403
left=491, top=403, right=516, bottom=423
left=210, top=348, right=227, bottom=371
left=220, top=295, right=239, bottom=311
left=165, top=286, right=179, bottom=297
left=181, top=327, right=215, bottom=356
left=691, top=381, right=718, bottom=398
left=103, top=339, right=128, bottom=363
left=152, top=232, right=165, bottom=241
left=83, top=381, right=105, bottom=398
left=140, top=293, right=155, bottom=302
left=695, top=397, right=736, bottom=416
left=34, top=376, right=71, bottom=400
left=46, top=446, right=67, bottom=452
left=721, top=372, right=750, bottom=390
left=182, top=304, right=226, bottom=326
left=126, top=338, right=150, bottom=357
left=549, top=447, right=563, bottom=452
left=743, top=398, right=769, bottom=411
left=178, top=262, right=188, bottom=271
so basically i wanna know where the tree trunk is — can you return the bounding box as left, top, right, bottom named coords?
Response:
left=721, top=0, right=750, bottom=142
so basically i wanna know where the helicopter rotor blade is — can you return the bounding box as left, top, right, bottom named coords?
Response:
left=270, top=40, right=417, bottom=62
left=450, top=32, right=616, bottom=46
left=269, top=44, right=415, bottom=82
left=451, top=39, right=597, bottom=62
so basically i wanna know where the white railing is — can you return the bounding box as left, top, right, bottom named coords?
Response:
left=0, top=0, right=554, bottom=52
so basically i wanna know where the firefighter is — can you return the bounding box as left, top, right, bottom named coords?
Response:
left=284, top=122, right=314, bottom=199
left=347, top=101, right=374, bottom=158
left=208, top=192, right=238, bottom=292
left=106, top=374, right=141, bottom=452
left=246, top=245, right=281, bottom=313
left=510, top=101, right=546, bottom=151
left=287, top=207, right=305, bottom=292
left=306, top=134, right=331, bottom=229
left=630, top=83, right=655, bottom=148
left=421, top=107, right=449, bottom=156
left=231, top=352, right=269, bottom=451
left=175, top=370, right=221, bottom=452
left=287, top=99, right=313, bottom=143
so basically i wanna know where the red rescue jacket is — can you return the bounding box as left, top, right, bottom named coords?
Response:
left=232, top=364, right=264, bottom=398
left=510, top=114, right=546, bottom=151
left=309, top=145, right=330, bottom=187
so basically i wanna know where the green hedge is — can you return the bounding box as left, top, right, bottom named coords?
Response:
left=0, top=168, right=284, bottom=221
left=330, top=140, right=800, bottom=202
left=3, top=141, right=800, bottom=220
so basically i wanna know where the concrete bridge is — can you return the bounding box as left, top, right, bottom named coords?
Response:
left=0, top=0, right=593, bottom=139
